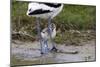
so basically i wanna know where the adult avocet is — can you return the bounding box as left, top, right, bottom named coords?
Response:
left=27, top=2, right=63, bottom=54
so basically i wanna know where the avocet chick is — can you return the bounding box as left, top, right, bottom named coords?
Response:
left=41, top=23, right=57, bottom=52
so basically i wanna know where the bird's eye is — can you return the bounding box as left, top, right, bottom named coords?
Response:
left=29, top=9, right=31, bottom=11
left=43, top=32, right=45, bottom=33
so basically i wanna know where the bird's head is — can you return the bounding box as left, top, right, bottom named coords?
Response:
left=50, top=23, right=56, bottom=31
left=27, top=2, right=40, bottom=16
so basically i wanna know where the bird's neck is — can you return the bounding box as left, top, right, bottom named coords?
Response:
left=53, top=28, right=56, bottom=32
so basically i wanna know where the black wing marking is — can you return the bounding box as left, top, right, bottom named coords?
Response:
left=29, top=9, right=52, bottom=15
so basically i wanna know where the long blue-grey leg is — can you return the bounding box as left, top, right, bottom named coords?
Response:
left=48, top=17, right=57, bottom=51
left=45, top=39, right=49, bottom=51
left=36, top=17, right=43, bottom=54
left=43, top=39, right=49, bottom=53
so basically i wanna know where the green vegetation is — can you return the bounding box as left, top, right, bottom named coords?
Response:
left=12, top=1, right=96, bottom=44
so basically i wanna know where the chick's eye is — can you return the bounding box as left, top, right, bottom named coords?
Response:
left=43, top=32, right=45, bottom=33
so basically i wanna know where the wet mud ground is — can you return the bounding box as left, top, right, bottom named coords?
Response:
left=11, top=40, right=96, bottom=66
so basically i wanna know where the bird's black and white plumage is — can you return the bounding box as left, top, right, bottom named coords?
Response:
left=27, top=2, right=63, bottom=54
left=27, top=2, right=63, bottom=19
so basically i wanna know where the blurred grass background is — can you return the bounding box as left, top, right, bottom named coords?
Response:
left=11, top=0, right=96, bottom=45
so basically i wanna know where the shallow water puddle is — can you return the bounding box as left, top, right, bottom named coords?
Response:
left=11, top=40, right=95, bottom=64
